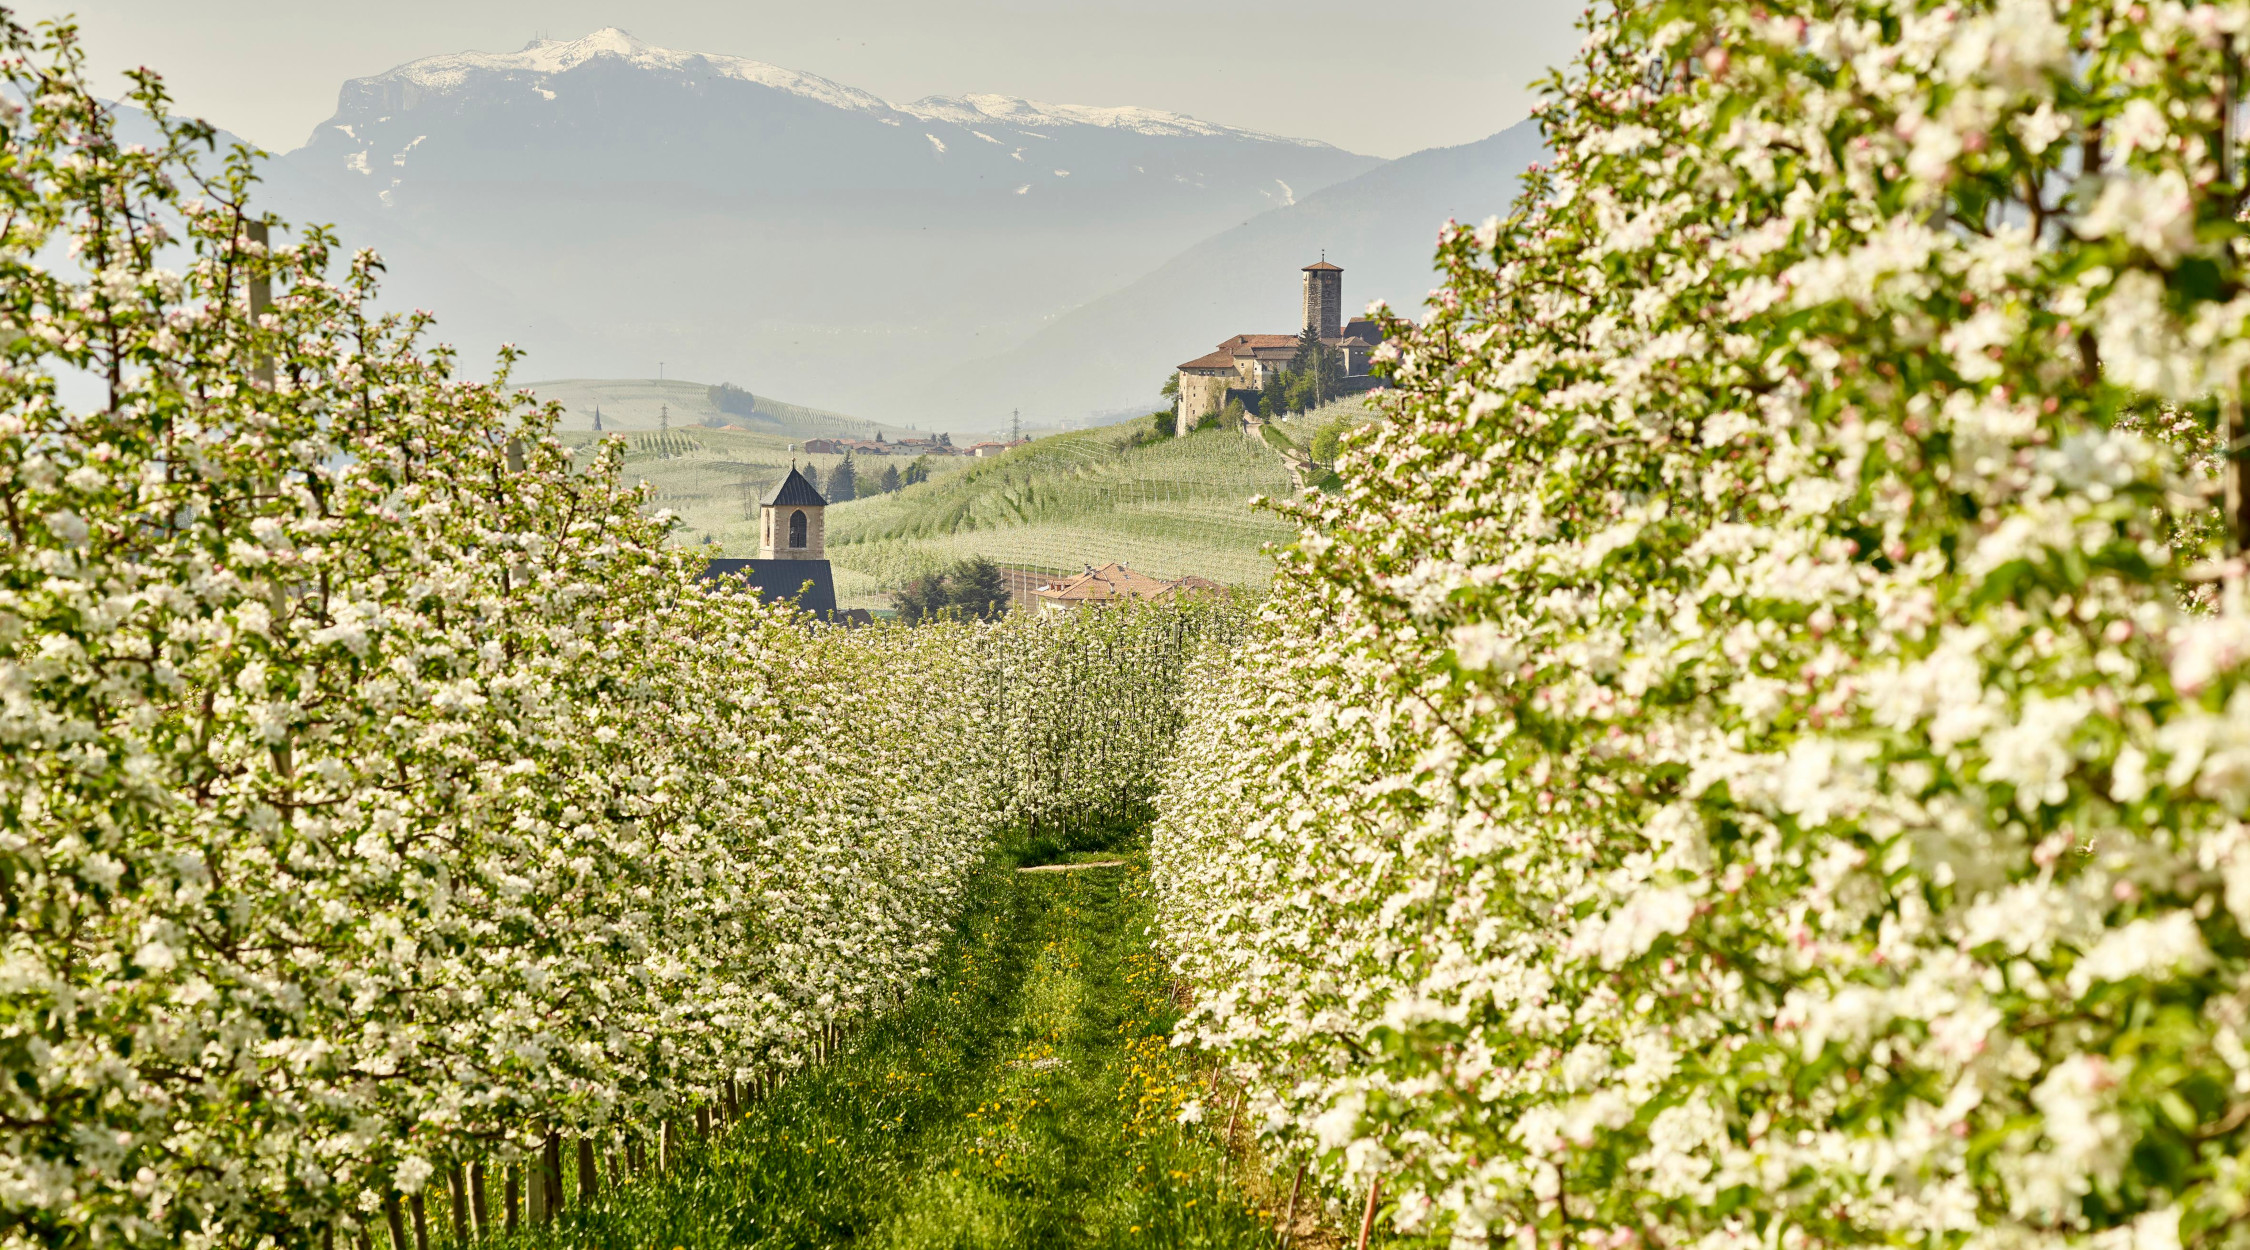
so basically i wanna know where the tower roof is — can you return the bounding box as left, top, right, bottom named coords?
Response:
left=1302, top=260, right=1342, bottom=272
left=761, top=465, right=828, bottom=508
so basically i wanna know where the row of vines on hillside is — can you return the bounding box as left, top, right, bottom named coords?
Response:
left=1158, top=1, right=2250, bottom=1248
left=0, top=24, right=1218, bottom=1249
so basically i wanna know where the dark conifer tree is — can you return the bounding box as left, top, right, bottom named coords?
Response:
left=950, top=558, right=1010, bottom=620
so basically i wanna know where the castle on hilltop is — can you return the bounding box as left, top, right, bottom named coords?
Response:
left=1174, top=258, right=1384, bottom=425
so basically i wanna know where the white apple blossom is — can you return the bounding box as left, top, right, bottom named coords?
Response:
left=1151, top=1, right=2250, bottom=1246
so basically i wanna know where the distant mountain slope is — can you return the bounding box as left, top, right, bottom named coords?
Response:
left=937, top=119, right=1545, bottom=422
left=522, top=376, right=916, bottom=439
left=266, top=29, right=1378, bottom=419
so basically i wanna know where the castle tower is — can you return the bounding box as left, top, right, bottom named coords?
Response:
left=1302, top=256, right=1343, bottom=341
left=757, top=464, right=828, bottom=560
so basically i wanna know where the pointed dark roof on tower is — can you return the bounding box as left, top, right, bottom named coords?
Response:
left=1302, top=260, right=1342, bottom=272
left=762, top=465, right=828, bottom=508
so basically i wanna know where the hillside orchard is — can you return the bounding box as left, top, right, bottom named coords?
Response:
left=1153, top=0, right=2250, bottom=1248
left=0, top=23, right=1231, bottom=1249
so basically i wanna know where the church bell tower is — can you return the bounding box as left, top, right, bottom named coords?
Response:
left=1302, top=255, right=1343, bottom=341
left=757, top=464, right=828, bottom=560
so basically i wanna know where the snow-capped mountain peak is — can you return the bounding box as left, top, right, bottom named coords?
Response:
left=366, top=26, right=897, bottom=115
left=897, top=93, right=1318, bottom=145
left=332, top=28, right=1329, bottom=147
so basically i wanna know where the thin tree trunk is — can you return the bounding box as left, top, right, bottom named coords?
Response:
left=409, top=1193, right=429, bottom=1250
left=1357, top=1176, right=1384, bottom=1250
left=1279, top=1162, right=1305, bottom=1250
left=504, top=1165, right=520, bottom=1235
left=578, top=1136, right=598, bottom=1203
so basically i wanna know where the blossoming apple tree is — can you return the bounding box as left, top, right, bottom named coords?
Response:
left=0, top=19, right=1219, bottom=1249
left=1156, top=1, right=2250, bottom=1247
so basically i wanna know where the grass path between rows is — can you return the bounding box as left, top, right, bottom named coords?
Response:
left=522, top=839, right=1286, bottom=1249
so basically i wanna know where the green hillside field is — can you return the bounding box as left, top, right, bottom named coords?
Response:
left=813, top=417, right=1305, bottom=609
left=555, top=426, right=977, bottom=560
left=561, top=405, right=1361, bottom=613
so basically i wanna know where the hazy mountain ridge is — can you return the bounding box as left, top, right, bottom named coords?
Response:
left=933, top=119, right=1548, bottom=420
left=291, top=28, right=1365, bottom=220
left=258, top=28, right=1379, bottom=422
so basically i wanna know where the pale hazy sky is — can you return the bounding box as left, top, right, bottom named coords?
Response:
left=19, top=0, right=1582, bottom=158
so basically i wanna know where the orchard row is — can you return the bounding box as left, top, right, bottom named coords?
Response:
left=0, top=25, right=1225, bottom=1249
left=1155, top=2, right=2250, bottom=1249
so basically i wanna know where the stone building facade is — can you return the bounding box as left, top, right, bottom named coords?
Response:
left=1302, top=259, right=1343, bottom=340
left=757, top=465, right=828, bottom=560
left=1174, top=258, right=1385, bottom=426
left=697, top=464, right=840, bottom=617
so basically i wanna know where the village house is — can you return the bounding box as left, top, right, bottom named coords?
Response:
left=1175, top=258, right=1385, bottom=426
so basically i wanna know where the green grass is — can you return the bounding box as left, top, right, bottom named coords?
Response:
left=546, top=405, right=1311, bottom=608
left=501, top=830, right=1284, bottom=1250
left=552, top=426, right=976, bottom=556
left=817, top=419, right=1298, bottom=601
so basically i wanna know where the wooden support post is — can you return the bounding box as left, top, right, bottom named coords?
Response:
left=447, top=1166, right=466, bottom=1241
left=544, top=1130, right=564, bottom=1220
left=1357, top=1176, right=1384, bottom=1250
left=697, top=1102, right=712, bottom=1139
left=661, top=1118, right=675, bottom=1173
left=382, top=1192, right=408, bottom=1250
left=578, top=1136, right=598, bottom=1203
left=470, top=1161, right=490, bottom=1238
left=526, top=1157, right=544, bottom=1227
left=245, top=221, right=273, bottom=388
left=504, top=1165, right=520, bottom=1234
left=2229, top=392, right=2250, bottom=553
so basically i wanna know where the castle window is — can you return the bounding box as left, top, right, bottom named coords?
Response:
left=790, top=509, right=807, bottom=548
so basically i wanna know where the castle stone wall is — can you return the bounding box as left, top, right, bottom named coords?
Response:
left=1178, top=371, right=1232, bottom=425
